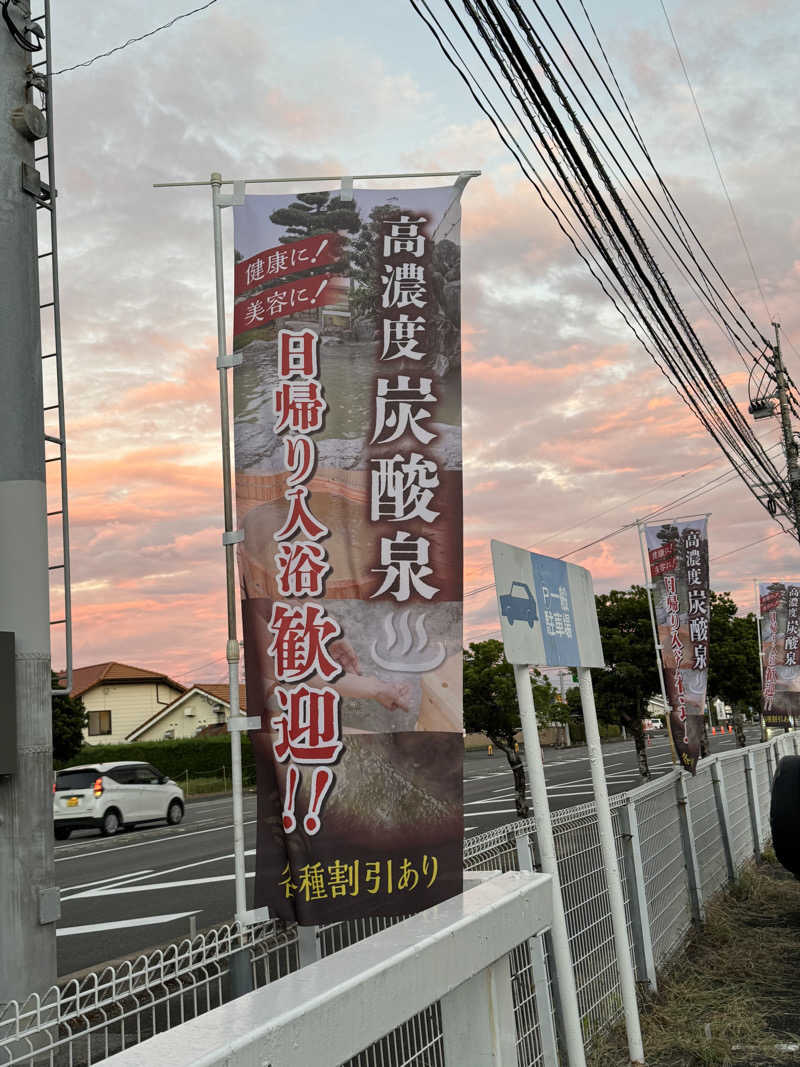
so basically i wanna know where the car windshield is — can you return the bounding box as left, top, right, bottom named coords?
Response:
left=55, top=769, right=99, bottom=791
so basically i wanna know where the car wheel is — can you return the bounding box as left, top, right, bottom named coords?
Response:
left=54, top=825, right=71, bottom=841
left=167, top=800, right=184, bottom=826
left=101, top=809, right=121, bottom=836
left=770, top=755, right=800, bottom=877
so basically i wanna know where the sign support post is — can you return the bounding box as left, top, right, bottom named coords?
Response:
left=512, top=663, right=587, bottom=1067
left=577, top=666, right=645, bottom=1066
left=754, top=579, right=767, bottom=741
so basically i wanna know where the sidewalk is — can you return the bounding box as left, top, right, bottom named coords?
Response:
left=590, top=853, right=800, bottom=1065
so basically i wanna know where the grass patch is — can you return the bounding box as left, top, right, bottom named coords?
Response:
left=590, top=854, right=800, bottom=1065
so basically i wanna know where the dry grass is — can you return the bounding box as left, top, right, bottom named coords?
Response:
left=589, top=852, right=800, bottom=1066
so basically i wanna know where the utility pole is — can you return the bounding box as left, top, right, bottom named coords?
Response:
left=0, top=0, right=58, bottom=1002
left=771, top=322, right=800, bottom=541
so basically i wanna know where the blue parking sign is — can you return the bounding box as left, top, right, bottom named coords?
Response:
left=491, top=539, right=604, bottom=668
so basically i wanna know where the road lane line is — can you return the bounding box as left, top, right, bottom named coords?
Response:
left=57, top=912, right=201, bottom=937
left=61, top=849, right=257, bottom=901
left=55, top=820, right=257, bottom=862
left=69, top=872, right=256, bottom=899
left=61, top=869, right=154, bottom=894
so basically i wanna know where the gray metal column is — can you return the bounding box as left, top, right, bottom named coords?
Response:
left=676, top=775, right=704, bottom=925
left=709, top=759, right=735, bottom=884
left=516, top=833, right=560, bottom=1064
left=0, top=1, right=58, bottom=1001
left=617, top=798, right=657, bottom=992
left=744, top=750, right=763, bottom=858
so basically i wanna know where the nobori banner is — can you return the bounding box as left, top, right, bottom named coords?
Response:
left=645, top=519, right=710, bottom=774
left=490, top=539, right=604, bottom=668
left=759, top=581, right=800, bottom=729
left=232, top=185, right=466, bottom=923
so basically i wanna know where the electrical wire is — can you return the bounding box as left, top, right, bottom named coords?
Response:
left=657, top=0, right=772, bottom=322
left=410, top=0, right=795, bottom=536
left=52, top=0, right=221, bottom=75
left=2, top=0, right=43, bottom=51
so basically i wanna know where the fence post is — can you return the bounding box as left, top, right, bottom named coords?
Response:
left=297, top=925, right=320, bottom=968
left=744, top=750, right=763, bottom=859
left=793, top=734, right=799, bottom=756
left=516, top=834, right=560, bottom=1064
left=709, top=758, right=736, bottom=883
left=765, top=746, right=776, bottom=789
left=676, top=774, right=704, bottom=924
left=616, top=798, right=657, bottom=993
left=440, top=954, right=518, bottom=1067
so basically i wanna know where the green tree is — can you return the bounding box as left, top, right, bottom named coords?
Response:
left=269, top=191, right=360, bottom=275
left=51, top=674, right=87, bottom=763
left=463, top=639, right=560, bottom=816
left=589, top=587, right=660, bottom=778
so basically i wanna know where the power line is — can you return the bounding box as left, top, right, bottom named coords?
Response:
left=410, top=0, right=794, bottom=536
left=710, top=529, right=788, bottom=563
left=657, top=0, right=772, bottom=321
left=52, top=0, right=221, bottom=75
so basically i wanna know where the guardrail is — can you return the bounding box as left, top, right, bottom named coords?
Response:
left=100, top=871, right=554, bottom=1067
left=1, top=730, right=797, bottom=1066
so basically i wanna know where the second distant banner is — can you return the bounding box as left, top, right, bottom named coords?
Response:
left=645, top=519, right=710, bottom=773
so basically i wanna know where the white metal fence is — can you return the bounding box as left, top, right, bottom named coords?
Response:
left=1, top=732, right=797, bottom=1066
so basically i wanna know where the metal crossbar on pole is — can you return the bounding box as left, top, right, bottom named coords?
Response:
left=154, top=169, right=481, bottom=189
left=512, top=663, right=586, bottom=1067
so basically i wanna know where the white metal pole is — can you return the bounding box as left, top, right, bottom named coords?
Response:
left=636, top=521, right=678, bottom=765
left=210, top=172, right=247, bottom=924
left=578, top=667, right=645, bottom=1066
left=512, top=664, right=587, bottom=1067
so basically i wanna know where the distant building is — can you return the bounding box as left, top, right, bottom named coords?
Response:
left=66, top=662, right=185, bottom=745
left=127, top=683, right=247, bottom=742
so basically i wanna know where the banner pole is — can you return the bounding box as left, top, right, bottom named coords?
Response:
left=754, top=579, right=767, bottom=742
left=512, top=663, right=587, bottom=1067
left=578, top=666, right=645, bottom=1066
left=636, top=521, right=678, bottom=766
left=210, top=172, right=249, bottom=939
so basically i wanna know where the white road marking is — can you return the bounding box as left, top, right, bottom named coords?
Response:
left=62, top=849, right=257, bottom=902
left=69, top=873, right=256, bottom=898
left=61, top=869, right=154, bottom=895
left=55, top=820, right=257, bottom=862
left=57, top=912, right=201, bottom=937
left=464, top=825, right=477, bottom=831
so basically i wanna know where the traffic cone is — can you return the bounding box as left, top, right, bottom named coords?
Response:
left=647, top=733, right=652, bottom=746
left=711, top=726, right=716, bottom=735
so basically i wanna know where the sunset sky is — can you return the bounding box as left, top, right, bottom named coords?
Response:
left=47, top=0, right=800, bottom=684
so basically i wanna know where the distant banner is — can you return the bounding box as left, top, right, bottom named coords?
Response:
left=758, top=581, right=800, bottom=728
left=645, top=520, right=710, bottom=773
left=232, top=185, right=465, bottom=923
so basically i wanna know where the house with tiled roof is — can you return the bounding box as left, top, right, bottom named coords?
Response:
left=66, top=662, right=186, bottom=745
left=126, top=683, right=247, bottom=742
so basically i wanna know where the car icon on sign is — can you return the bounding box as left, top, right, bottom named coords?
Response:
left=500, top=582, right=538, bottom=627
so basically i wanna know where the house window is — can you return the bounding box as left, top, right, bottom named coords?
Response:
left=88, top=710, right=112, bottom=736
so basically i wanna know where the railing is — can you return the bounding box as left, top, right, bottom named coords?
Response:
left=1, top=731, right=797, bottom=1066
left=100, top=871, right=554, bottom=1067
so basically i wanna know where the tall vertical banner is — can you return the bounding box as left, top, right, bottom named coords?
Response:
left=645, top=520, right=710, bottom=773
left=232, top=186, right=464, bottom=922
left=758, top=581, right=800, bottom=729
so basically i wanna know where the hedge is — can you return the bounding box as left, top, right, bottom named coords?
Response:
left=57, top=736, right=254, bottom=779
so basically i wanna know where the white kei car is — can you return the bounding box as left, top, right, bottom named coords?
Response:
left=53, top=761, right=185, bottom=840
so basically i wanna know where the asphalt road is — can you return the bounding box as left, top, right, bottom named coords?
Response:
left=54, top=725, right=762, bottom=977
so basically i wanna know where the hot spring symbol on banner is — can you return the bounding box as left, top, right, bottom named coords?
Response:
left=645, top=519, right=710, bottom=773
left=758, top=581, right=800, bottom=729
left=231, top=184, right=466, bottom=924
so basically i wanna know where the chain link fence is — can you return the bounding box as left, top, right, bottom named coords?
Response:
left=2, top=732, right=797, bottom=1066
